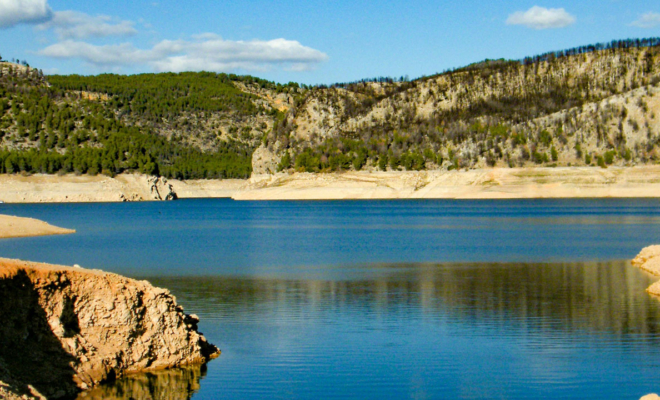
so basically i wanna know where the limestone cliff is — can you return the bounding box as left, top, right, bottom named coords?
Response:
left=0, top=258, right=219, bottom=399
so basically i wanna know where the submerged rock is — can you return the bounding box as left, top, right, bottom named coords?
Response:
left=0, top=258, right=219, bottom=399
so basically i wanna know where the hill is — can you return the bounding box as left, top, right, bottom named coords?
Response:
left=259, top=38, right=660, bottom=174
left=0, top=38, right=659, bottom=179
left=0, top=64, right=299, bottom=179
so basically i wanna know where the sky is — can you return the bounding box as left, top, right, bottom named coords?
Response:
left=0, top=0, right=659, bottom=84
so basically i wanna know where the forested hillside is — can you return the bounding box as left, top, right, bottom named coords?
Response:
left=1, top=38, right=659, bottom=179
left=0, top=66, right=299, bottom=178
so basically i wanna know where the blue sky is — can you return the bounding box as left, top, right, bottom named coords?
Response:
left=1, top=0, right=659, bottom=84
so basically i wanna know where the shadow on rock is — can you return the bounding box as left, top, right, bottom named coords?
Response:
left=0, top=270, right=79, bottom=398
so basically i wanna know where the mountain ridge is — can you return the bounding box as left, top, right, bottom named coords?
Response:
left=0, top=37, right=659, bottom=179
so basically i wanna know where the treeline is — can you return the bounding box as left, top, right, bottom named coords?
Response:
left=521, top=37, right=660, bottom=65
left=277, top=137, right=439, bottom=173
left=326, top=37, right=660, bottom=93
left=0, top=131, right=252, bottom=179
left=1, top=69, right=253, bottom=178
left=47, top=72, right=267, bottom=123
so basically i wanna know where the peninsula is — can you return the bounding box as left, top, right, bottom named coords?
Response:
left=0, top=214, right=75, bottom=238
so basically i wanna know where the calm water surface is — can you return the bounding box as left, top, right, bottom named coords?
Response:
left=2, top=198, right=660, bottom=399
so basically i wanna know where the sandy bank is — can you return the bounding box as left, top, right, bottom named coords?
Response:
left=0, top=215, right=75, bottom=239
left=236, top=166, right=660, bottom=200
left=0, top=257, right=219, bottom=399
left=3, top=166, right=660, bottom=203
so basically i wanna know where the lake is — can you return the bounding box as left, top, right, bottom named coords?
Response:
left=2, top=198, right=660, bottom=399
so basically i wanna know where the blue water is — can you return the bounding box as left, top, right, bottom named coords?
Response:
left=3, top=198, right=660, bottom=399
left=1, top=198, right=660, bottom=275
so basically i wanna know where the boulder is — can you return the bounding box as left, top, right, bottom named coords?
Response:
left=632, top=245, right=660, bottom=267
left=147, top=176, right=178, bottom=201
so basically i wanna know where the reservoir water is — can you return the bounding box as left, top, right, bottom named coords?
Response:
left=2, top=198, right=660, bottom=399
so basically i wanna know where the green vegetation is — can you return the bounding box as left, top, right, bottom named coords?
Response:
left=47, top=72, right=297, bottom=122
left=1, top=37, right=660, bottom=178
left=0, top=65, right=253, bottom=178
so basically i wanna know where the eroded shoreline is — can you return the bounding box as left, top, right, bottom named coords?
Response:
left=2, top=166, right=660, bottom=203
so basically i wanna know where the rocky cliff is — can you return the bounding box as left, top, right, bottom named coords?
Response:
left=0, top=258, right=219, bottom=399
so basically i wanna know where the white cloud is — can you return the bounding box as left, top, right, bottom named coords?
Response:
left=38, top=36, right=329, bottom=73
left=0, top=0, right=52, bottom=28
left=38, top=11, right=136, bottom=39
left=631, top=12, right=660, bottom=28
left=506, top=6, right=576, bottom=29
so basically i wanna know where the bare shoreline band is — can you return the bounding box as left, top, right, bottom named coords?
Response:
left=2, top=166, right=660, bottom=202
left=0, top=215, right=75, bottom=239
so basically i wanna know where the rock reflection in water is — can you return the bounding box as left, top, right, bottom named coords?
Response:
left=76, top=364, right=205, bottom=400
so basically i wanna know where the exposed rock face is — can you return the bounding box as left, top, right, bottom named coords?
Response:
left=632, top=245, right=660, bottom=272
left=0, top=258, right=219, bottom=399
left=632, top=245, right=660, bottom=296
left=251, top=144, right=282, bottom=175
left=147, top=176, right=178, bottom=201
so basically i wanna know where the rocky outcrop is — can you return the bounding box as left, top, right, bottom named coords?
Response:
left=0, top=258, right=219, bottom=399
left=147, top=176, right=178, bottom=201
left=251, top=144, right=282, bottom=175
left=632, top=245, right=660, bottom=296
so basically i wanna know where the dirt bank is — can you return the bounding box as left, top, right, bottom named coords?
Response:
left=236, top=166, right=660, bottom=200
left=3, top=166, right=660, bottom=203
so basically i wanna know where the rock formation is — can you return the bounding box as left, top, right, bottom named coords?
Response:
left=251, top=144, right=282, bottom=175
left=631, top=245, right=660, bottom=296
left=147, top=176, right=178, bottom=201
left=0, top=258, right=219, bottom=399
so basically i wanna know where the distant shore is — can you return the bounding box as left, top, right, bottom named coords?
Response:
left=2, top=166, right=660, bottom=203
left=0, top=215, right=75, bottom=239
